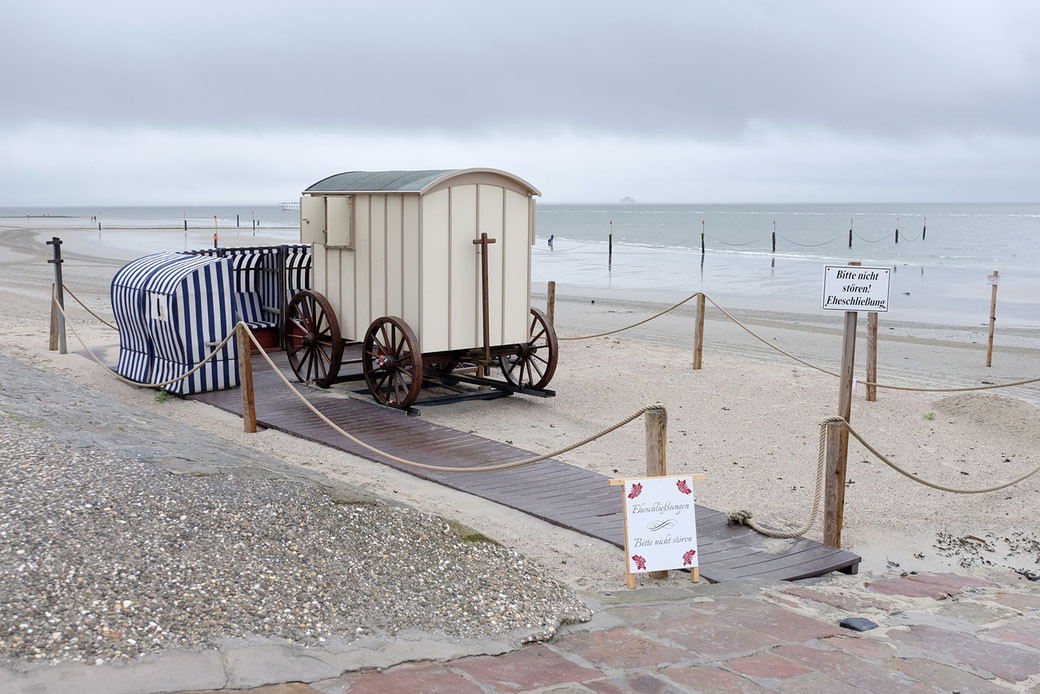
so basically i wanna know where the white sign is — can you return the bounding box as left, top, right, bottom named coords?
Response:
left=822, top=265, right=892, bottom=312
left=623, top=476, right=699, bottom=574
left=988, top=274, right=1000, bottom=286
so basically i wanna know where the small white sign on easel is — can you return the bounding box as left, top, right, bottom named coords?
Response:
left=614, top=475, right=701, bottom=588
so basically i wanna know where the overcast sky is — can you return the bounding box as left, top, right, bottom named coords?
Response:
left=3, top=1, right=1039, bottom=204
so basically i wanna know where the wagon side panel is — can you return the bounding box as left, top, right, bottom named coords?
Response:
left=370, top=194, right=387, bottom=322
left=354, top=194, right=372, bottom=335
left=478, top=184, right=506, bottom=346
left=420, top=189, right=450, bottom=352
left=449, top=184, right=479, bottom=351
left=502, top=189, right=532, bottom=345
left=402, top=194, right=421, bottom=336
left=385, top=194, right=404, bottom=319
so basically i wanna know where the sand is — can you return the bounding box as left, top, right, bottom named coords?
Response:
left=2, top=222, right=1038, bottom=591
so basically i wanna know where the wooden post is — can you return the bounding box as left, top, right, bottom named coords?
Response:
left=645, top=407, right=668, bottom=579
left=987, top=270, right=999, bottom=367
left=546, top=280, right=556, bottom=326
left=849, top=217, right=853, bottom=248
left=692, top=293, right=705, bottom=370
left=824, top=262, right=860, bottom=548
left=866, top=312, right=878, bottom=402
left=46, top=237, right=67, bottom=355
left=701, top=220, right=705, bottom=255
left=237, top=324, right=257, bottom=433
left=895, top=227, right=899, bottom=243
left=49, top=283, right=59, bottom=351
left=922, top=217, right=927, bottom=240
left=772, top=220, right=776, bottom=253
left=473, top=233, right=497, bottom=373
left=608, top=221, right=613, bottom=265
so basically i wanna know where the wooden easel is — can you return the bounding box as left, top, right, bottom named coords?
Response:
left=609, top=473, right=706, bottom=588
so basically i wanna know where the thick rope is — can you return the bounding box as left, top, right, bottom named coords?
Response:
left=244, top=325, right=664, bottom=473
left=558, top=291, right=1040, bottom=393
left=778, top=234, right=843, bottom=248
left=53, top=295, right=236, bottom=389
left=838, top=416, right=1040, bottom=493
left=726, top=415, right=829, bottom=538
left=62, top=283, right=119, bottom=331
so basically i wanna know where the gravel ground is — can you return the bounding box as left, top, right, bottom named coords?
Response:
left=0, top=361, right=589, bottom=667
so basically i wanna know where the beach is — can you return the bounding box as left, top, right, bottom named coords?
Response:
left=2, top=218, right=1038, bottom=586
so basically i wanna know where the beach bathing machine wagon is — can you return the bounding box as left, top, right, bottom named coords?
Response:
left=286, top=168, right=558, bottom=410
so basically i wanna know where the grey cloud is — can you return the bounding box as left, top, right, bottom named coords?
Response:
left=3, top=1, right=1040, bottom=139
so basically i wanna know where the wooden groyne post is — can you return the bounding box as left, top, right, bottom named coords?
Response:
left=46, top=237, right=67, bottom=355
left=546, top=281, right=556, bottom=326
left=692, top=293, right=705, bottom=370
left=866, top=311, right=878, bottom=402
left=608, top=221, right=613, bottom=265
left=987, top=270, right=999, bottom=367
left=772, top=220, right=776, bottom=253
left=848, top=218, right=853, bottom=248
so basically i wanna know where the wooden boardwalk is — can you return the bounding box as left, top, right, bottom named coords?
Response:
left=190, top=352, right=860, bottom=583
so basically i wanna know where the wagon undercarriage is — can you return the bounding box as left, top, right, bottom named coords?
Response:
left=283, top=289, right=558, bottom=410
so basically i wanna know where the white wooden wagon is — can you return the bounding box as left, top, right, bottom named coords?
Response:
left=286, top=168, right=558, bottom=409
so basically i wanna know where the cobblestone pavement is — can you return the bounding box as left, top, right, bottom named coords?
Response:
left=189, top=570, right=1039, bottom=693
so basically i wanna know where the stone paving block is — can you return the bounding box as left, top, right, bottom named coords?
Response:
left=780, top=585, right=900, bottom=613
left=597, top=673, right=686, bottom=693
left=778, top=673, right=869, bottom=693
left=888, top=624, right=1039, bottom=682
left=817, top=635, right=896, bottom=662
left=659, top=665, right=773, bottom=693
left=182, top=685, right=322, bottom=694
left=451, top=644, right=603, bottom=691
left=772, top=644, right=935, bottom=693
left=865, top=577, right=958, bottom=600
left=890, top=657, right=1013, bottom=694
left=724, top=651, right=813, bottom=679
left=982, top=618, right=1040, bottom=650
left=643, top=620, right=781, bottom=659
left=906, top=572, right=999, bottom=590
left=222, top=645, right=342, bottom=689
left=338, top=663, right=483, bottom=694
left=706, top=598, right=843, bottom=641
left=584, top=678, right=630, bottom=694
left=933, top=600, right=1018, bottom=625
left=984, top=592, right=1040, bottom=612
left=553, top=627, right=690, bottom=670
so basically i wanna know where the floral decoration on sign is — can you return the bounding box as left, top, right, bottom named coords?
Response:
left=632, top=554, right=647, bottom=570
left=676, top=479, right=692, bottom=495
left=683, top=549, right=697, bottom=566
left=627, top=483, right=642, bottom=499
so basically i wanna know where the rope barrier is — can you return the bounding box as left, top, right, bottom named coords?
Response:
left=62, top=283, right=119, bottom=331
left=558, top=291, right=1040, bottom=393
left=705, top=235, right=763, bottom=247
left=854, top=232, right=889, bottom=243
left=778, top=234, right=843, bottom=248
left=53, top=295, right=236, bottom=389
left=728, top=413, right=1040, bottom=539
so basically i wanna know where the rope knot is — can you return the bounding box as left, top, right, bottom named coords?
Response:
left=726, top=510, right=753, bottom=525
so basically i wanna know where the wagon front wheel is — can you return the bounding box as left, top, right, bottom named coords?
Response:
left=283, top=290, right=343, bottom=388
left=362, top=316, right=423, bottom=409
left=499, top=307, right=558, bottom=390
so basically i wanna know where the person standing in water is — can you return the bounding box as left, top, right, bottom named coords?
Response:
left=548, top=234, right=554, bottom=250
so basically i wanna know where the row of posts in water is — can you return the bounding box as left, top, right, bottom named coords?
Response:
left=605, top=218, right=927, bottom=261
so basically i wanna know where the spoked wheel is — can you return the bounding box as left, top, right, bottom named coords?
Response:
left=499, top=307, right=558, bottom=390
left=362, top=316, right=423, bottom=409
left=283, top=290, right=343, bottom=388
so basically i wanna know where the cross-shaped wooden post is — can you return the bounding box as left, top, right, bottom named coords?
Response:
left=473, top=232, right=497, bottom=372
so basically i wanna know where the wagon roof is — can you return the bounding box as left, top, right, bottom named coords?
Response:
left=304, top=168, right=540, bottom=196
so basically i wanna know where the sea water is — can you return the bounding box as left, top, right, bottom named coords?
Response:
left=534, top=203, right=1040, bottom=328
left=4, top=202, right=1038, bottom=328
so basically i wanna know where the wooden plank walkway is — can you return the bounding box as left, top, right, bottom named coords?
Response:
left=189, top=352, right=861, bottom=583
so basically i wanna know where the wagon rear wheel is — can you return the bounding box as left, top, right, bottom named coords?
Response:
left=283, top=290, right=343, bottom=388
left=362, top=316, right=423, bottom=409
left=499, top=307, right=558, bottom=390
